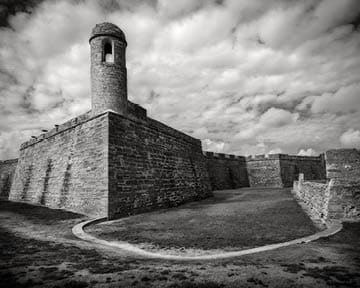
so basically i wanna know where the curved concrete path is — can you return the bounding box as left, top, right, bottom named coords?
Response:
left=72, top=218, right=343, bottom=261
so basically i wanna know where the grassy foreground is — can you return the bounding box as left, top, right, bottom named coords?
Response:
left=86, top=188, right=318, bottom=251
left=1, top=195, right=360, bottom=287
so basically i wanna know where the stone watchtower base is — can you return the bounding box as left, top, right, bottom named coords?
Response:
left=9, top=107, right=211, bottom=219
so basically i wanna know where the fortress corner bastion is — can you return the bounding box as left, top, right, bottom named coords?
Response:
left=0, top=23, right=358, bottom=223
left=7, top=23, right=212, bottom=219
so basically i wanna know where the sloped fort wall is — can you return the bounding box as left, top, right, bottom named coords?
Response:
left=8, top=107, right=212, bottom=219
left=205, top=152, right=325, bottom=189
left=9, top=112, right=109, bottom=217
left=0, top=158, right=18, bottom=199
left=326, top=149, right=360, bottom=220
left=203, top=152, right=249, bottom=190
left=108, top=112, right=211, bottom=219
left=293, top=149, right=360, bottom=223
left=293, top=175, right=329, bottom=223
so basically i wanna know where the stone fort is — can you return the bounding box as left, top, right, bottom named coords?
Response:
left=0, top=23, right=359, bottom=223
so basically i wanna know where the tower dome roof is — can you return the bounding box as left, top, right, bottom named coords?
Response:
left=89, top=22, right=127, bottom=44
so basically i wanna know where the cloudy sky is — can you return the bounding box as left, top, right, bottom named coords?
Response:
left=0, top=0, right=360, bottom=159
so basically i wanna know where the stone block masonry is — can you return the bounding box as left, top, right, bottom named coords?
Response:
left=8, top=107, right=212, bottom=219
left=293, top=149, right=360, bottom=223
left=205, top=152, right=325, bottom=189
left=108, top=112, right=212, bottom=219
left=293, top=175, right=329, bottom=223
left=204, top=152, right=249, bottom=190
left=4, top=22, right=353, bottom=221
left=9, top=112, right=109, bottom=217
left=0, top=158, right=18, bottom=199
left=280, top=154, right=326, bottom=187
left=326, top=149, right=360, bottom=220
left=246, top=155, right=283, bottom=187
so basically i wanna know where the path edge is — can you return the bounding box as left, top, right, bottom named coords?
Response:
left=72, top=218, right=343, bottom=261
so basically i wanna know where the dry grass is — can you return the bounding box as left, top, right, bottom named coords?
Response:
left=87, top=188, right=318, bottom=250
left=1, top=196, right=360, bottom=287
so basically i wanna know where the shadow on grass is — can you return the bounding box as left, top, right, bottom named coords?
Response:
left=0, top=200, right=84, bottom=225
left=318, top=222, right=360, bottom=246
left=0, top=226, right=141, bottom=287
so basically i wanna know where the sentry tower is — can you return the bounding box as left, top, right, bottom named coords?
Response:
left=89, top=22, right=128, bottom=115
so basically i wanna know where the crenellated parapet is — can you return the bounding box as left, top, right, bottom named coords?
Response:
left=203, top=151, right=326, bottom=189
left=203, top=151, right=246, bottom=161
left=20, top=111, right=93, bottom=150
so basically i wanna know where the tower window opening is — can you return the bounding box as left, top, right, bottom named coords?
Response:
left=103, top=41, right=114, bottom=63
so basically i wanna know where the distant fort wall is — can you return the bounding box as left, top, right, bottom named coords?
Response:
left=203, top=152, right=249, bottom=190
left=279, top=154, right=326, bottom=187
left=0, top=158, right=18, bottom=199
left=293, top=149, right=360, bottom=223
left=246, top=155, right=283, bottom=187
left=204, top=152, right=326, bottom=189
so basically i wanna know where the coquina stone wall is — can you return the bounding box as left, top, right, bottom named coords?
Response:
left=293, top=149, right=360, bottom=223
left=9, top=112, right=109, bottom=217
left=280, top=154, right=326, bottom=187
left=203, top=152, right=249, bottom=190
left=326, top=149, right=360, bottom=220
left=246, top=155, right=283, bottom=187
left=204, top=153, right=326, bottom=189
left=7, top=105, right=211, bottom=219
left=108, top=111, right=212, bottom=219
left=0, top=158, right=18, bottom=199
left=293, top=174, right=329, bottom=223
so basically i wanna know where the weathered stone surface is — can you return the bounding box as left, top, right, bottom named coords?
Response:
left=90, top=22, right=126, bottom=43
left=326, top=149, right=360, bottom=220
left=204, top=152, right=249, bottom=190
left=9, top=112, right=109, bottom=217
left=293, top=149, right=360, bottom=223
left=293, top=174, right=329, bottom=223
left=4, top=23, right=358, bottom=223
left=0, top=158, right=18, bottom=199
left=280, top=154, right=326, bottom=187
left=203, top=152, right=325, bottom=189
left=90, top=24, right=128, bottom=116
left=108, top=111, right=212, bottom=219
left=246, top=155, right=283, bottom=187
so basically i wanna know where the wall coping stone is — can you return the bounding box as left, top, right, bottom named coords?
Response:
left=109, top=110, right=201, bottom=147
left=202, top=151, right=322, bottom=162
left=203, top=151, right=246, bottom=161
left=20, top=110, right=104, bottom=150
left=0, top=158, right=18, bottom=164
left=19, top=99, right=201, bottom=150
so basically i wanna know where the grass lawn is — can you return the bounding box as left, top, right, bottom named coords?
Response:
left=86, top=188, right=318, bottom=250
left=1, top=195, right=360, bottom=287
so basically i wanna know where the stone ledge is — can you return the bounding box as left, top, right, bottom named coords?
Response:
left=108, top=110, right=200, bottom=147
left=203, top=151, right=246, bottom=160
left=0, top=158, right=18, bottom=164
left=20, top=110, right=94, bottom=150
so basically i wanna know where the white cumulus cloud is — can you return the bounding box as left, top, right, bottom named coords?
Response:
left=340, top=129, right=360, bottom=148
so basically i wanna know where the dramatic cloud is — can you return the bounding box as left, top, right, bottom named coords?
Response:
left=298, top=148, right=318, bottom=156
left=340, top=129, right=360, bottom=148
left=0, top=0, right=360, bottom=159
